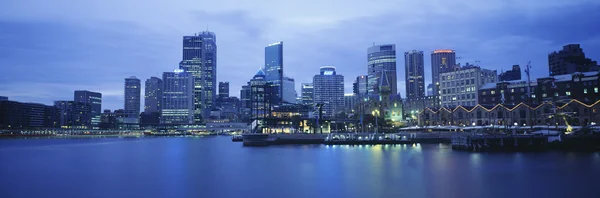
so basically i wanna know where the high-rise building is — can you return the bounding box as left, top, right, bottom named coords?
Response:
left=161, top=70, right=195, bottom=124
left=548, top=44, right=598, bottom=76
left=353, top=75, right=368, bottom=97
left=301, top=83, right=314, bottom=105
left=499, top=65, right=522, bottom=81
left=219, top=82, right=229, bottom=98
left=367, top=44, right=397, bottom=97
left=180, top=31, right=217, bottom=123
left=250, top=69, right=273, bottom=119
left=124, top=76, right=141, bottom=124
left=313, top=66, right=344, bottom=118
left=405, top=50, right=425, bottom=99
left=144, top=77, right=163, bottom=113
left=431, top=50, right=457, bottom=95
left=74, top=90, right=102, bottom=128
left=282, top=76, right=296, bottom=104
left=240, top=83, right=252, bottom=122
left=439, top=66, right=497, bottom=107
left=54, top=101, right=91, bottom=129
left=265, top=42, right=283, bottom=105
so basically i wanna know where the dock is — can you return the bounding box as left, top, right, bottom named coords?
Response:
left=451, top=134, right=549, bottom=152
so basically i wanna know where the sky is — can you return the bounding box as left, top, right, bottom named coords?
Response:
left=1, top=0, right=599, bottom=110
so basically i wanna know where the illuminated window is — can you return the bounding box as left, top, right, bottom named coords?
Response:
left=566, top=91, right=571, bottom=96
left=584, top=89, right=588, bottom=94
left=491, top=91, right=495, bottom=94
left=595, top=87, right=599, bottom=93
left=511, top=89, right=514, bottom=93
left=542, top=93, right=547, bottom=97
left=554, top=93, right=558, bottom=97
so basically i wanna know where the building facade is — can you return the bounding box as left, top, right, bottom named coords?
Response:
left=313, top=66, right=344, bottom=118
left=161, top=70, right=195, bottom=124
left=144, top=77, right=163, bottom=113
left=353, top=75, right=368, bottom=98
left=439, top=66, right=497, bottom=107
left=367, top=44, right=397, bottom=97
left=219, top=82, right=229, bottom=98
left=549, top=44, right=598, bottom=76
left=282, top=76, right=296, bottom=104
left=431, top=50, right=457, bottom=96
left=0, top=100, right=59, bottom=129
left=250, top=69, right=273, bottom=120
left=427, top=84, right=433, bottom=96
left=124, top=76, right=141, bottom=124
left=498, top=65, right=522, bottom=81
left=240, top=84, right=251, bottom=122
left=179, top=31, right=217, bottom=123
left=405, top=50, right=425, bottom=99
left=54, top=101, right=91, bottom=129
left=301, top=83, right=314, bottom=105
left=74, top=90, right=102, bottom=128
left=265, top=42, right=283, bottom=105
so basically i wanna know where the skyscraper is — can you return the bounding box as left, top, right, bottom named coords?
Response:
left=144, top=77, right=163, bottom=113
left=124, top=76, right=141, bottom=124
left=548, top=44, right=598, bottom=76
left=313, top=66, right=344, bottom=118
left=218, top=82, right=229, bottom=98
left=250, top=69, right=273, bottom=119
left=353, top=75, right=368, bottom=97
left=180, top=31, right=217, bottom=123
left=431, top=50, right=457, bottom=95
left=240, top=83, right=251, bottom=122
left=161, top=70, right=194, bottom=124
left=301, top=83, right=314, bottom=105
left=282, top=76, right=296, bottom=104
left=265, top=42, right=283, bottom=104
left=74, top=90, right=102, bottom=128
left=367, top=44, right=397, bottom=97
left=404, top=50, right=425, bottom=99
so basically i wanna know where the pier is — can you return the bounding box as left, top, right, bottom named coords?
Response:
left=451, top=134, right=550, bottom=152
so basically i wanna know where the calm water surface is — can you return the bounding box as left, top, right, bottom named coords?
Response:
left=1, top=137, right=599, bottom=198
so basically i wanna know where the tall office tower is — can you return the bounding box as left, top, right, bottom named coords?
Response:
left=498, top=65, right=522, bottom=81
left=353, top=75, right=368, bottom=97
left=405, top=50, right=425, bottom=99
left=313, top=66, right=344, bottom=118
left=431, top=50, right=457, bottom=95
left=218, top=82, right=229, bottom=98
left=240, top=83, right=252, bottom=122
left=124, top=76, right=141, bottom=124
left=548, top=44, right=598, bottom=76
left=180, top=31, right=217, bottom=123
left=144, top=77, right=163, bottom=113
left=161, top=70, right=194, bottom=124
left=265, top=42, right=283, bottom=105
left=74, top=90, right=102, bottom=128
left=301, top=83, right=314, bottom=105
left=282, top=76, right=296, bottom=104
left=439, top=65, right=497, bottom=107
left=367, top=44, right=398, bottom=97
left=250, top=69, right=273, bottom=120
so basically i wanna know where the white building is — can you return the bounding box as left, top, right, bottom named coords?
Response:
left=439, top=65, right=497, bottom=107
left=313, top=66, right=344, bottom=118
left=161, top=70, right=195, bottom=124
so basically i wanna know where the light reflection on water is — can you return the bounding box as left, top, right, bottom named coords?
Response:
left=0, top=137, right=598, bottom=198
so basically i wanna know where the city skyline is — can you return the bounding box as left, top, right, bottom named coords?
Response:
left=1, top=0, right=600, bottom=110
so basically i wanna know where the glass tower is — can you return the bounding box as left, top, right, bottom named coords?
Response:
left=74, top=90, right=102, bottom=128
left=404, top=50, right=425, bottom=99
left=265, top=42, right=283, bottom=105
left=124, top=76, right=141, bottom=124
left=431, top=50, right=457, bottom=96
left=367, top=45, right=397, bottom=97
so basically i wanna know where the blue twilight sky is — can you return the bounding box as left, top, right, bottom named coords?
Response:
left=1, top=0, right=600, bottom=110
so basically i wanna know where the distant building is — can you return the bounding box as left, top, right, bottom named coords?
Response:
left=549, top=44, right=598, bottom=76
left=0, top=100, right=59, bottom=129
left=180, top=31, right=217, bottom=122
left=219, top=96, right=240, bottom=121
left=161, top=70, right=195, bottom=124
left=301, top=83, right=314, bottom=105
left=250, top=69, right=273, bottom=119
left=0, top=96, right=7, bottom=101
left=368, top=44, right=397, bottom=97
left=282, top=76, right=297, bottom=104
left=54, top=101, right=91, bottom=129
left=343, top=93, right=357, bottom=115
left=404, top=96, right=439, bottom=116
left=219, top=82, right=229, bottom=98
left=499, top=65, right=522, bottom=81
left=265, top=42, right=284, bottom=105
left=240, top=84, right=251, bottom=122
left=427, top=84, right=433, bottom=96
left=74, top=90, right=102, bottom=128
left=313, top=66, right=344, bottom=118
left=144, top=77, right=163, bottom=113
left=431, top=49, right=457, bottom=95
left=405, top=50, right=425, bottom=99
left=353, top=75, right=368, bottom=97
left=124, top=76, right=141, bottom=124
left=439, top=66, right=497, bottom=107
